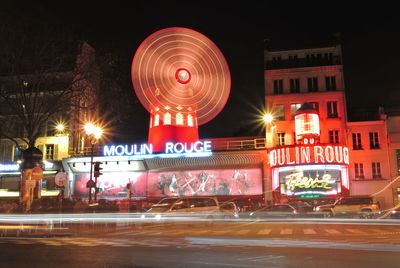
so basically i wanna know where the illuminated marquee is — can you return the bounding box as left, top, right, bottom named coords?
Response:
left=0, top=163, right=20, bottom=172
left=278, top=165, right=342, bottom=196
left=103, top=141, right=212, bottom=157
left=269, top=144, right=349, bottom=168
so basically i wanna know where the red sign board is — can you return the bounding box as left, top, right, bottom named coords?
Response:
left=31, top=167, right=43, bottom=180
left=269, top=144, right=349, bottom=168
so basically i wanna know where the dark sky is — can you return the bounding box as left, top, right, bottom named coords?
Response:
left=4, top=1, right=400, bottom=142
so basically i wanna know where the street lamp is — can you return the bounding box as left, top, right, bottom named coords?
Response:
left=85, top=122, right=103, bottom=202
left=263, top=113, right=276, bottom=148
left=55, top=123, right=65, bottom=132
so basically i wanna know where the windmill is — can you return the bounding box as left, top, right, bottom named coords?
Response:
left=132, top=27, right=231, bottom=152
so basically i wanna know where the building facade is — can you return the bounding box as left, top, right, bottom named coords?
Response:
left=264, top=44, right=397, bottom=208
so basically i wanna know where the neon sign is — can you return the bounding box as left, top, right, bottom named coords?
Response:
left=285, top=171, right=336, bottom=191
left=277, top=165, right=343, bottom=196
left=0, top=163, right=20, bottom=172
left=103, top=141, right=212, bottom=157
left=269, top=144, right=349, bottom=168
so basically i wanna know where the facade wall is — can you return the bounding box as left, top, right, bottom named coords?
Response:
left=263, top=44, right=396, bottom=208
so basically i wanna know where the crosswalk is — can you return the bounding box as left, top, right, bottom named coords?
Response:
left=129, top=226, right=400, bottom=237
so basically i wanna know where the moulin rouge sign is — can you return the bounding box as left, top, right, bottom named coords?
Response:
left=269, top=144, right=349, bottom=168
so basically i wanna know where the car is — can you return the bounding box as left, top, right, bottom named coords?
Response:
left=246, top=204, right=299, bottom=219
left=315, top=196, right=381, bottom=218
left=389, top=206, right=400, bottom=219
left=143, top=197, right=220, bottom=220
left=219, top=201, right=240, bottom=219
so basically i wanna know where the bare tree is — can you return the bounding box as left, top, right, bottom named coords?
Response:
left=0, top=14, right=98, bottom=149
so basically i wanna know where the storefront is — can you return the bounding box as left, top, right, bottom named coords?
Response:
left=62, top=141, right=265, bottom=204
left=0, top=161, right=62, bottom=198
left=269, top=144, right=350, bottom=203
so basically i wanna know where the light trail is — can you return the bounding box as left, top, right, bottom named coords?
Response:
left=1, top=213, right=400, bottom=225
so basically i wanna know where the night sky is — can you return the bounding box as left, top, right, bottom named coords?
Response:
left=3, top=1, right=400, bottom=143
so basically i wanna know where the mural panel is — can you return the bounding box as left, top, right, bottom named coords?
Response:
left=147, top=168, right=263, bottom=197
left=74, top=172, right=147, bottom=199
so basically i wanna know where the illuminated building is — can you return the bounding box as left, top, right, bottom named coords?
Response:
left=264, top=42, right=397, bottom=208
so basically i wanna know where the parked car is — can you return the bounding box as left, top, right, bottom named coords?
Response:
left=219, top=201, right=240, bottom=219
left=315, top=196, right=380, bottom=218
left=143, top=197, right=220, bottom=220
left=389, top=206, right=400, bottom=219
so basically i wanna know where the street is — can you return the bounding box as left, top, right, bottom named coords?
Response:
left=1, top=216, right=400, bottom=267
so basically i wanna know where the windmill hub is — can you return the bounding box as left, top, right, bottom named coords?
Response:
left=175, top=68, right=191, bottom=84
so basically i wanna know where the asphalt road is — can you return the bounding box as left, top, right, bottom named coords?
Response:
left=2, top=218, right=400, bottom=267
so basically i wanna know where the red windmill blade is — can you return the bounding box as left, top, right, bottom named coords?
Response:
left=132, top=27, right=231, bottom=152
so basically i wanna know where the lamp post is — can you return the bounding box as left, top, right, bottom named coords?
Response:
left=84, top=122, right=102, bottom=202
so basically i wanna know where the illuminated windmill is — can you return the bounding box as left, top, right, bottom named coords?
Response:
left=294, top=102, right=320, bottom=145
left=131, top=27, right=231, bottom=152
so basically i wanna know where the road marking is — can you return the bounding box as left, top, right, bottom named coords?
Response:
left=303, top=228, right=317, bottom=235
left=191, top=230, right=209, bottom=235
left=324, top=229, right=341, bottom=234
left=280, top=228, right=292, bottom=235
left=213, top=230, right=231, bottom=235
left=237, top=229, right=250, bottom=235
left=257, top=229, right=271, bottom=235
left=368, top=229, right=383, bottom=233
left=346, top=229, right=366, bottom=234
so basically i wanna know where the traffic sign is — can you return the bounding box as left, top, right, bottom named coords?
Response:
left=55, top=172, right=68, bottom=187
left=86, top=179, right=96, bottom=188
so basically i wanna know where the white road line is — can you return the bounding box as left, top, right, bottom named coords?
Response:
left=346, top=229, right=366, bottom=234
left=280, top=228, right=293, bottom=235
left=324, top=229, right=341, bottom=234
left=368, top=229, right=383, bottom=233
left=237, top=229, right=251, bottom=235
left=303, top=228, right=317, bottom=234
left=213, top=230, right=231, bottom=235
left=257, top=229, right=272, bottom=235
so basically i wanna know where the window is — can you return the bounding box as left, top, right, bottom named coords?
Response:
left=290, top=103, right=301, bottom=118
left=45, top=144, right=55, bottom=160
left=372, top=162, right=382, bottom=178
left=327, top=101, right=338, bottom=118
left=176, top=113, right=184, bottom=125
left=354, top=163, right=365, bottom=179
left=273, top=79, right=283, bottom=94
left=188, top=198, right=217, bottom=208
left=309, top=102, right=319, bottom=113
left=352, top=133, right=362, bottom=150
left=154, top=114, right=160, bottom=126
left=288, top=55, right=298, bottom=66
left=289, top=78, right=300, bottom=93
left=13, top=144, right=27, bottom=162
left=277, top=133, right=285, bottom=146
left=171, top=199, right=188, bottom=210
left=329, top=130, right=339, bottom=144
left=187, top=114, right=194, bottom=127
left=272, top=56, right=282, bottom=67
left=307, top=77, right=318, bottom=92
left=273, top=105, right=285, bottom=121
left=396, top=150, right=400, bottom=175
left=325, top=76, right=337, bottom=91
left=163, top=113, right=171, bottom=125
left=369, top=132, right=380, bottom=149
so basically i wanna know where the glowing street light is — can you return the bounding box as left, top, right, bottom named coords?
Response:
left=55, top=124, right=65, bottom=132
left=84, top=122, right=103, bottom=202
left=84, top=122, right=95, bottom=135
left=263, top=113, right=276, bottom=148
left=263, top=113, right=274, bottom=124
